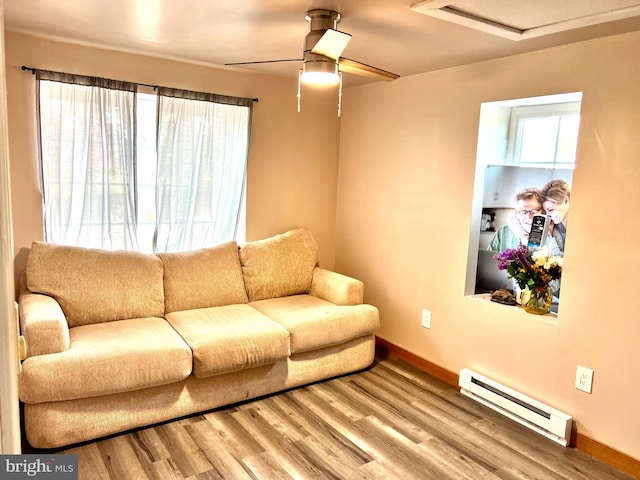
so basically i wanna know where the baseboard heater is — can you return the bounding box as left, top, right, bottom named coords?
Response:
left=459, top=368, right=572, bottom=446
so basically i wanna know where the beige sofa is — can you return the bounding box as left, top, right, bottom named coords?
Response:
left=18, top=228, right=379, bottom=449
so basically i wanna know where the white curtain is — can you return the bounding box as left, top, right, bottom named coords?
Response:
left=37, top=71, right=139, bottom=250
left=154, top=88, right=252, bottom=252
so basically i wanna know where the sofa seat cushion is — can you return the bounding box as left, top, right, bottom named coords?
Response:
left=165, top=304, right=291, bottom=378
left=158, top=241, right=248, bottom=313
left=249, top=294, right=380, bottom=354
left=19, top=317, right=192, bottom=404
left=26, top=242, right=165, bottom=327
left=239, top=228, right=318, bottom=301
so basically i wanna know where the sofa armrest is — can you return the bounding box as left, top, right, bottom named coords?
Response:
left=310, top=268, right=364, bottom=305
left=19, top=293, right=70, bottom=357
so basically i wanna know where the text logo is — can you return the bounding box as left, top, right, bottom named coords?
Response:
left=1, top=455, right=78, bottom=479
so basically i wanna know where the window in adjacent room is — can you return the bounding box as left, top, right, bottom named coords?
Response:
left=36, top=71, right=252, bottom=253
left=507, top=102, right=581, bottom=168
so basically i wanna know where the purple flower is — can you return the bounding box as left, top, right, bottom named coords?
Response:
left=493, top=253, right=509, bottom=270
left=514, top=245, right=533, bottom=273
left=492, top=246, right=524, bottom=270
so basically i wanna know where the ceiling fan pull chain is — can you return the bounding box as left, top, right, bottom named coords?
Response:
left=338, top=71, right=343, bottom=117
left=297, top=69, right=302, bottom=113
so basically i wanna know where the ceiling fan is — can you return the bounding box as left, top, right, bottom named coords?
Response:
left=225, top=9, right=400, bottom=116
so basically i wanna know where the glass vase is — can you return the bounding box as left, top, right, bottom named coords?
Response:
left=521, top=285, right=553, bottom=315
left=513, top=281, right=522, bottom=305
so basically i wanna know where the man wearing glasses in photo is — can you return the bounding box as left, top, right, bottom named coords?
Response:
left=489, top=188, right=561, bottom=254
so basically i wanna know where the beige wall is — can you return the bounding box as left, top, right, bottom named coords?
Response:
left=336, top=31, right=640, bottom=460
left=5, top=32, right=341, bottom=274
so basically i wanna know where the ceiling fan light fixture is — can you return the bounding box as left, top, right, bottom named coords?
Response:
left=301, top=60, right=339, bottom=85
left=297, top=63, right=343, bottom=117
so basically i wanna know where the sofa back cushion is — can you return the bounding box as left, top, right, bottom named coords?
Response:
left=158, top=241, right=249, bottom=313
left=239, top=228, right=318, bottom=301
left=26, top=242, right=165, bottom=327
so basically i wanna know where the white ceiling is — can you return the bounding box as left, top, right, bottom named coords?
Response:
left=419, top=0, right=640, bottom=30
left=5, top=0, right=640, bottom=87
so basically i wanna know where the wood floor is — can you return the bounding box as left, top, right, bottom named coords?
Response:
left=47, top=352, right=633, bottom=479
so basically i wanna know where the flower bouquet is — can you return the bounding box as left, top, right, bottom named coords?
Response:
left=493, top=245, right=563, bottom=314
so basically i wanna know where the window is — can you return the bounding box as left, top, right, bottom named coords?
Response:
left=37, top=71, right=252, bottom=253
left=153, top=88, right=251, bottom=253
left=507, top=102, right=581, bottom=168
left=135, top=91, right=159, bottom=252
left=37, top=72, right=139, bottom=250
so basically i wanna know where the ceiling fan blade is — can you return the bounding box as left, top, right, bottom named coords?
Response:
left=225, top=58, right=302, bottom=66
left=339, top=58, right=400, bottom=81
left=310, top=29, right=351, bottom=60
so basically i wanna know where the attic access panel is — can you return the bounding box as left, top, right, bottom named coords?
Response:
left=410, top=0, right=640, bottom=40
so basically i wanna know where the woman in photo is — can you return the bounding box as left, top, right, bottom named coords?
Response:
left=541, top=179, right=570, bottom=253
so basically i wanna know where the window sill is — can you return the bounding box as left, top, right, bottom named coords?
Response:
left=467, top=293, right=558, bottom=323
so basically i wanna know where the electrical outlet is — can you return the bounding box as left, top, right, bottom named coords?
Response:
left=421, top=309, right=431, bottom=329
left=575, top=365, right=594, bottom=393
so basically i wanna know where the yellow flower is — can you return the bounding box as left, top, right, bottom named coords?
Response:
left=531, top=246, right=562, bottom=271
